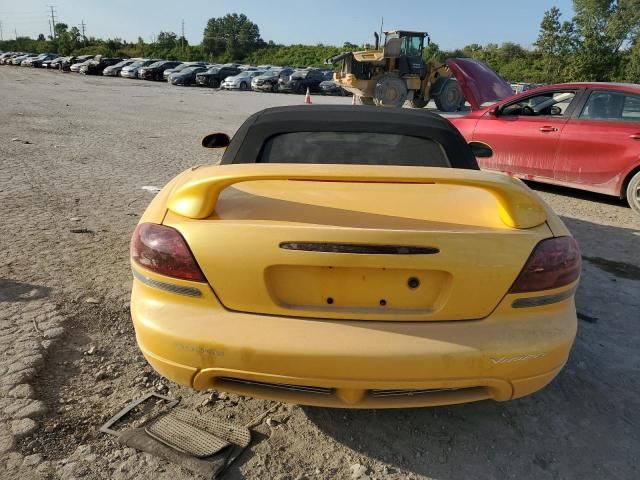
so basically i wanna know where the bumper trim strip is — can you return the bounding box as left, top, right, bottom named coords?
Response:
left=511, top=287, right=575, bottom=309
left=218, top=377, right=334, bottom=395
left=371, top=387, right=461, bottom=397
left=132, top=269, right=202, bottom=297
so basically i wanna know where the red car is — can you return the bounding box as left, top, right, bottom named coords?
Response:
left=449, top=81, right=640, bottom=213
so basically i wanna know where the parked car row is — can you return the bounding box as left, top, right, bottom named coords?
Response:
left=0, top=52, right=60, bottom=66
left=0, top=51, right=350, bottom=95
left=509, top=82, right=547, bottom=94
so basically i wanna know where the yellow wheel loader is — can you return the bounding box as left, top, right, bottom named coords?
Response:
left=328, top=30, right=464, bottom=111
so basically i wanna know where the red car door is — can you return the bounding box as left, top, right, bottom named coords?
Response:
left=471, top=89, right=581, bottom=179
left=554, top=89, right=640, bottom=196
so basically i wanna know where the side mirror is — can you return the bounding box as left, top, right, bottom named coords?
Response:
left=468, top=141, right=493, bottom=158
left=201, top=133, right=230, bottom=149
left=490, top=106, right=500, bottom=117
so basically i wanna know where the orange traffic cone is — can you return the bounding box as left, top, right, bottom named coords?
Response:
left=352, top=95, right=357, bottom=106
left=304, top=88, right=312, bottom=104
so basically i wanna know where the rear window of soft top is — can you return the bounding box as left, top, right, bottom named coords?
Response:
left=257, top=131, right=450, bottom=167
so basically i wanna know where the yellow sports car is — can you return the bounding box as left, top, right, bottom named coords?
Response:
left=130, top=106, right=580, bottom=408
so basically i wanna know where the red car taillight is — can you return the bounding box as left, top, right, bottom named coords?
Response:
left=131, top=223, right=206, bottom=282
left=509, top=237, right=581, bottom=293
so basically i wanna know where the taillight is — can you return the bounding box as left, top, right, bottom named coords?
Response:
left=131, top=223, right=206, bottom=282
left=509, top=237, right=581, bottom=293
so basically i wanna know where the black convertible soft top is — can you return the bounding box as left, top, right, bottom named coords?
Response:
left=220, top=105, right=479, bottom=170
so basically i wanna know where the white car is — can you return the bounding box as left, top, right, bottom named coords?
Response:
left=220, top=70, right=264, bottom=90
left=70, top=59, right=94, bottom=72
left=120, top=59, right=158, bottom=78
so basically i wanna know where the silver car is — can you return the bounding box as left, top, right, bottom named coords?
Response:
left=251, top=69, right=294, bottom=92
left=13, top=54, right=37, bottom=65
left=103, top=59, right=139, bottom=76
left=70, top=58, right=95, bottom=72
left=221, top=70, right=264, bottom=90
left=120, top=59, right=159, bottom=79
left=163, top=62, right=205, bottom=80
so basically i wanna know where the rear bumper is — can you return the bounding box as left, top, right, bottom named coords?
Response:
left=131, top=268, right=577, bottom=408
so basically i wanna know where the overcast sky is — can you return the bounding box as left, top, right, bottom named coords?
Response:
left=0, top=0, right=575, bottom=49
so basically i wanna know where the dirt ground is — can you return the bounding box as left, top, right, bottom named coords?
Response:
left=0, top=67, right=639, bottom=480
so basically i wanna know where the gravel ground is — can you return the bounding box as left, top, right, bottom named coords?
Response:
left=1, top=66, right=639, bottom=480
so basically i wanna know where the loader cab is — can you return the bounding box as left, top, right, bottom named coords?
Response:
left=384, top=30, right=426, bottom=76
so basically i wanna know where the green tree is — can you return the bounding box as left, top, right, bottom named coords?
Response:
left=571, top=0, right=640, bottom=81
left=202, top=13, right=262, bottom=61
left=69, top=26, right=81, bottom=46
left=54, top=22, right=68, bottom=37
left=156, top=31, right=178, bottom=51
left=499, top=42, right=528, bottom=63
left=423, top=41, right=443, bottom=62
left=535, top=8, right=576, bottom=82
left=623, top=37, right=640, bottom=82
left=136, top=36, right=146, bottom=57
left=53, top=23, right=75, bottom=54
left=464, top=43, right=483, bottom=55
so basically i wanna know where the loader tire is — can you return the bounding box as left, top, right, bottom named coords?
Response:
left=374, top=75, right=408, bottom=107
left=410, top=96, right=429, bottom=108
left=434, top=78, right=464, bottom=112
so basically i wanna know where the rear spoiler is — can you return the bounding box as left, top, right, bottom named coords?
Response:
left=167, top=164, right=546, bottom=229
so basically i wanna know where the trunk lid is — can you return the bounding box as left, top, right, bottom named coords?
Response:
left=447, top=58, right=514, bottom=110
left=163, top=164, right=549, bottom=321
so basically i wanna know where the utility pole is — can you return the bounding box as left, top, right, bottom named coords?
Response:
left=181, top=19, right=185, bottom=55
left=48, top=5, right=57, bottom=39
left=15, top=27, right=18, bottom=40
left=0, top=21, right=3, bottom=42
left=48, top=19, right=53, bottom=39
left=81, top=20, right=86, bottom=42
